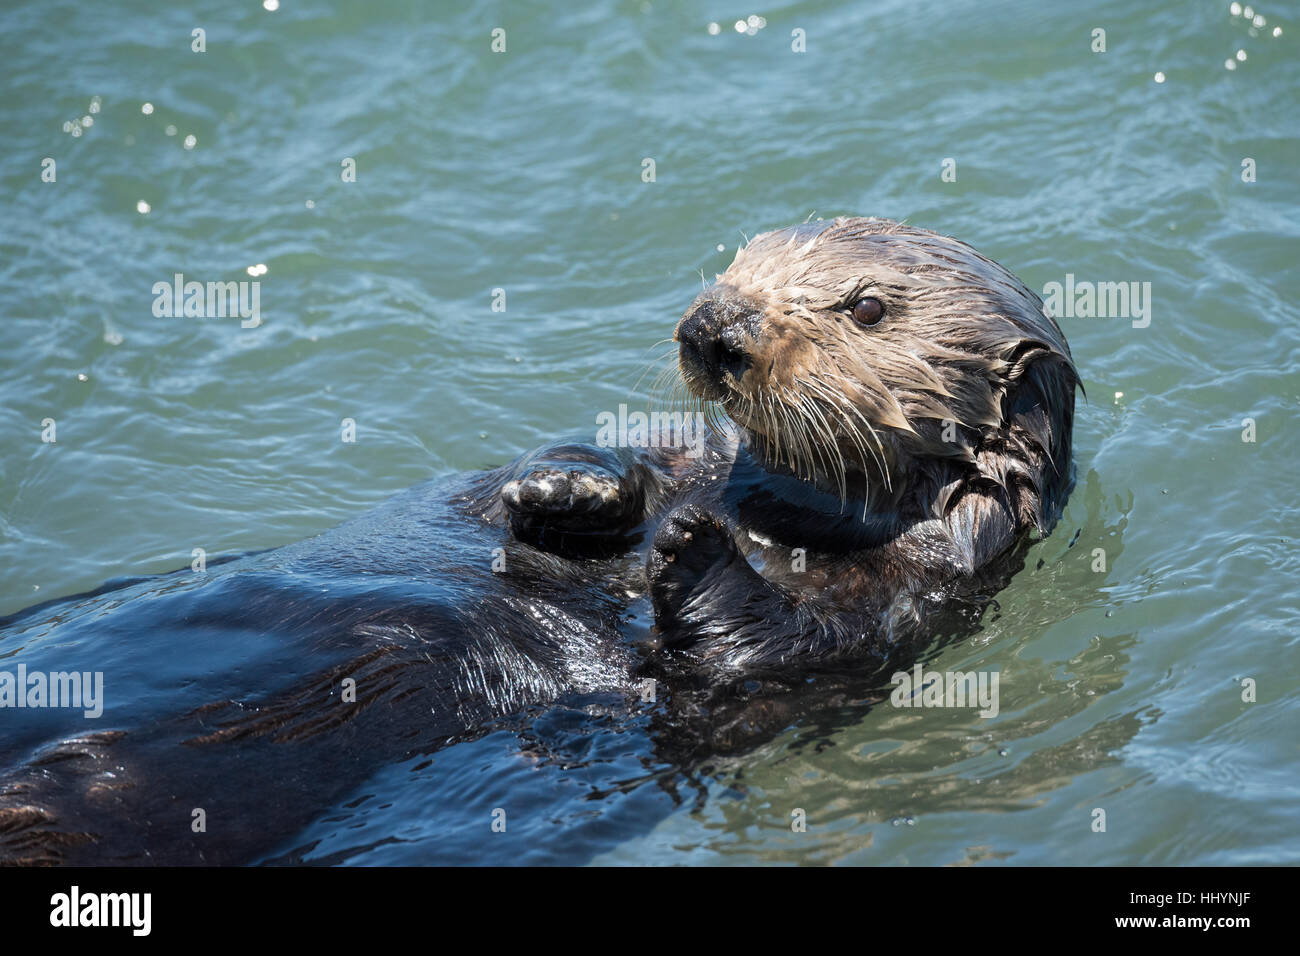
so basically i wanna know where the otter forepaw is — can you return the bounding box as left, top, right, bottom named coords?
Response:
left=649, top=504, right=738, bottom=574
left=647, top=505, right=752, bottom=631
left=502, top=467, right=627, bottom=534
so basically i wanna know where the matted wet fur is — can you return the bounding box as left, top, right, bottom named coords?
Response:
left=0, top=216, right=1078, bottom=864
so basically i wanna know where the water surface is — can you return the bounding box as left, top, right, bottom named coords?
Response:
left=1, top=0, right=1297, bottom=864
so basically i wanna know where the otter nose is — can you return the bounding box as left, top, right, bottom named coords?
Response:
left=675, top=301, right=717, bottom=357
left=676, top=299, right=758, bottom=379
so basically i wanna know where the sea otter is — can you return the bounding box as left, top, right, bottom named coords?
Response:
left=0, top=217, right=1077, bottom=864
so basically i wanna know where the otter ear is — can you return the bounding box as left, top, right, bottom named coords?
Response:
left=999, top=352, right=1079, bottom=530
left=963, top=348, right=1077, bottom=538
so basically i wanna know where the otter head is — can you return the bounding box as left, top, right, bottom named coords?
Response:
left=675, top=217, right=1078, bottom=520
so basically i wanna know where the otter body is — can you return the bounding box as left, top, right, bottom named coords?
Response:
left=0, top=218, right=1077, bottom=863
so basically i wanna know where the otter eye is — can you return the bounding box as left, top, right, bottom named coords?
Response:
left=851, top=296, right=884, bottom=326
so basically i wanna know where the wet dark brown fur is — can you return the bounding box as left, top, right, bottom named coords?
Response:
left=0, top=216, right=1078, bottom=864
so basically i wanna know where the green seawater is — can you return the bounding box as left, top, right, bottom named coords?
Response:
left=0, top=0, right=1297, bottom=864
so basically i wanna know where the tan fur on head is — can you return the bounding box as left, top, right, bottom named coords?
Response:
left=675, top=216, right=1078, bottom=510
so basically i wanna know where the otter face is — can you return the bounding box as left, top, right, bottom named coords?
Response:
left=675, top=217, right=1077, bottom=500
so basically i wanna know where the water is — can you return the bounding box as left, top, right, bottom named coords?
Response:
left=1, top=0, right=1297, bottom=865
